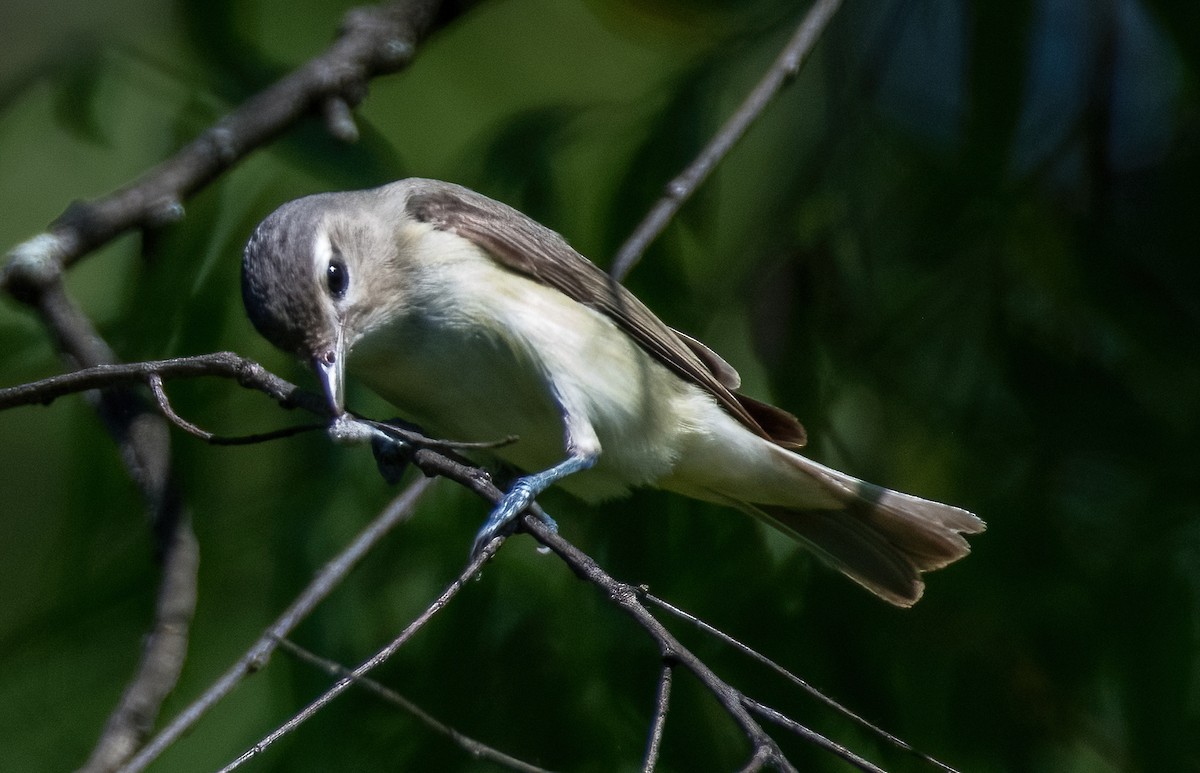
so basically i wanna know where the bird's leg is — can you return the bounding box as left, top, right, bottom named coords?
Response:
left=470, top=452, right=597, bottom=557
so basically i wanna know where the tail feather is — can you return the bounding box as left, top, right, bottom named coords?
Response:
left=659, top=411, right=984, bottom=605
left=756, top=505, right=921, bottom=605
left=752, top=458, right=985, bottom=607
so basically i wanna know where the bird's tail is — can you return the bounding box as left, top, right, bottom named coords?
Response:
left=745, top=456, right=985, bottom=607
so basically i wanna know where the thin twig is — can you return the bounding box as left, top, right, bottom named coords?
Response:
left=515, top=515, right=798, bottom=771
left=644, top=593, right=959, bottom=772
left=119, top=477, right=435, bottom=773
left=641, top=660, right=674, bottom=772
left=608, top=0, right=844, bottom=282
left=363, top=416, right=520, bottom=452
left=0, top=351, right=316, bottom=412
left=216, top=532, right=504, bottom=772
left=742, top=697, right=884, bottom=773
left=147, top=373, right=325, bottom=445
left=277, top=638, right=555, bottom=773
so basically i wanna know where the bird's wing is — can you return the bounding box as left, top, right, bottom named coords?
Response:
left=405, top=181, right=807, bottom=449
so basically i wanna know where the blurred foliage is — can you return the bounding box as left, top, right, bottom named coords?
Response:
left=1, top=0, right=1198, bottom=771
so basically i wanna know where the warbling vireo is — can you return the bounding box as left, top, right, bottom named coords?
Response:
left=241, top=178, right=983, bottom=606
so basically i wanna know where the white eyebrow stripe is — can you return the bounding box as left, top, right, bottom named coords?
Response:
left=312, top=226, right=332, bottom=279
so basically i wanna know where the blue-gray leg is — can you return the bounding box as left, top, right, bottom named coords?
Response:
left=470, top=453, right=597, bottom=556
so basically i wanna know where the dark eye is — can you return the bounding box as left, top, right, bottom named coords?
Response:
left=326, top=257, right=349, bottom=299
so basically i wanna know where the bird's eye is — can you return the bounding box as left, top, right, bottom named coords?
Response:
left=326, top=257, right=349, bottom=299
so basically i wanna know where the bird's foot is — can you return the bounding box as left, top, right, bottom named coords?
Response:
left=370, top=431, right=410, bottom=484
left=470, top=476, right=559, bottom=558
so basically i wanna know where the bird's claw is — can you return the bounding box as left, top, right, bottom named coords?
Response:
left=470, top=478, right=558, bottom=558
left=370, top=432, right=410, bottom=484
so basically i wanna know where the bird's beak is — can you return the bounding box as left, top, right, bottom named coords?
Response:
left=313, top=329, right=346, bottom=416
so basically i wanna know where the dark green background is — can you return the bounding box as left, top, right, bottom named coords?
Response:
left=1, top=1, right=1196, bottom=770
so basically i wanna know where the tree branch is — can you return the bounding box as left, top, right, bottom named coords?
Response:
left=120, top=476, right=435, bottom=773
left=216, top=525, right=504, bottom=773
left=2, top=343, right=945, bottom=769
left=742, top=697, right=884, bottom=773
left=0, top=0, right=960, bottom=768
left=641, top=661, right=674, bottom=772
left=0, top=4, right=469, bottom=768
left=0, top=351, right=312, bottom=412
left=608, top=0, right=844, bottom=282
left=644, top=593, right=962, bottom=772
left=79, top=517, right=198, bottom=773
left=30, top=278, right=199, bottom=773
left=0, top=0, right=451, bottom=299
left=519, top=514, right=800, bottom=771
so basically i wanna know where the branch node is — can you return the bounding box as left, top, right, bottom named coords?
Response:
left=145, top=198, right=186, bottom=228
left=2, top=232, right=65, bottom=302
left=321, top=97, right=360, bottom=143
left=381, top=38, right=415, bottom=65
left=247, top=640, right=275, bottom=673
left=205, top=125, right=239, bottom=165
left=232, top=356, right=263, bottom=387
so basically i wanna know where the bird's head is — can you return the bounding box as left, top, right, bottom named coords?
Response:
left=241, top=188, right=409, bottom=415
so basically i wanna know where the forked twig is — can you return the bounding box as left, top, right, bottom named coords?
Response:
left=643, top=593, right=960, bottom=772
left=120, top=477, right=434, bottom=773
left=147, top=374, right=325, bottom=445
left=216, top=531, right=503, bottom=772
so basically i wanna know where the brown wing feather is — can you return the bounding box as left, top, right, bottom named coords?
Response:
left=674, top=330, right=741, bottom=389
left=404, top=180, right=807, bottom=449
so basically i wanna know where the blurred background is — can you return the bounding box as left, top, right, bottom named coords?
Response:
left=1, top=0, right=1197, bottom=770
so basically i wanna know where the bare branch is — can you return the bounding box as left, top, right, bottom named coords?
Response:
left=25, top=278, right=199, bottom=773
left=0, top=344, right=935, bottom=770
left=609, top=0, right=844, bottom=282
left=641, top=661, right=674, bottom=772
left=147, top=373, right=326, bottom=445
left=79, top=514, right=199, bottom=773
left=0, top=349, right=332, bottom=445
left=644, top=593, right=960, bottom=772
left=514, top=516, right=795, bottom=771
left=362, top=416, right=520, bottom=453
left=216, top=529, right=503, bottom=772
left=0, top=0, right=451, bottom=298
left=1, top=5, right=472, bottom=758
left=0, top=351, right=316, bottom=413
left=120, top=476, right=435, bottom=773
left=276, top=638, right=554, bottom=773
left=742, top=697, right=885, bottom=773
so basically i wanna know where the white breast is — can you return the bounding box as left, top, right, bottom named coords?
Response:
left=346, top=230, right=696, bottom=501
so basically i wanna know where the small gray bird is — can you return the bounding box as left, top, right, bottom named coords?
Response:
left=241, top=178, right=983, bottom=606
